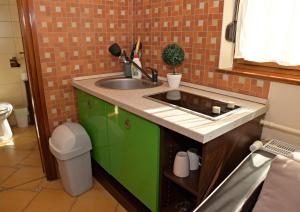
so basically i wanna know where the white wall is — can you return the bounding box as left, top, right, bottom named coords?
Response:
left=261, top=82, right=300, bottom=147
left=0, top=0, right=27, bottom=107
left=219, top=0, right=235, bottom=69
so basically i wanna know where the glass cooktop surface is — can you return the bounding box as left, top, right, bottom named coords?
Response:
left=146, top=90, right=240, bottom=120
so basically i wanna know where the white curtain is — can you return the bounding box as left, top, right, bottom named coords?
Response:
left=234, top=0, right=300, bottom=66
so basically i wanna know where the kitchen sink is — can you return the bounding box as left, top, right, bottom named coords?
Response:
left=95, top=77, right=162, bottom=90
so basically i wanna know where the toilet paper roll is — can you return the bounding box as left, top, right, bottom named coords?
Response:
left=20, top=72, right=28, bottom=81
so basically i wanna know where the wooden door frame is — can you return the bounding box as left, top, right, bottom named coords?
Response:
left=17, top=0, right=58, bottom=180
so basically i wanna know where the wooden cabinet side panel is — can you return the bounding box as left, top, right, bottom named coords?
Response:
left=197, top=116, right=263, bottom=203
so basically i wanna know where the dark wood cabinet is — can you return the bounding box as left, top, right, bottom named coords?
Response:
left=160, top=116, right=263, bottom=211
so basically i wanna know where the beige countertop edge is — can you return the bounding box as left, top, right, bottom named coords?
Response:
left=72, top=75, right=268, bottom=144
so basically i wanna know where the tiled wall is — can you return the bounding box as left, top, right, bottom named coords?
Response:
left=34, top=0, right=133, bottom=130
left=33, top=0, right=270, bottom=131
left=133, top=0, right=270, bottom=98
left=0, top=0, right=27, bottom=107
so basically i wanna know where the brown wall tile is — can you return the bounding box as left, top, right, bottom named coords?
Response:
left=33, top=0, right=269, bottom=131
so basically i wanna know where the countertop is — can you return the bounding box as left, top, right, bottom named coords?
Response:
left=72, top=73, right=268, bottom=144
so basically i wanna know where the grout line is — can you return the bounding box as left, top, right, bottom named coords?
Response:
left=15, top=152, right=34, bottom=167
left=0, top=167, right=19, bottom=185
left=0, top=176, right=45, bottom=192
left=39, top=187, right=62, bottom=191
left=22, top=188, right=41, bottom=211
left=68, top=196, right=78, bottom=212
left=16, top=149, right=43, bottom=168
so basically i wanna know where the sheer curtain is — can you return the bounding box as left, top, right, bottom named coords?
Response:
left=234, top=0, right=300, bottom=66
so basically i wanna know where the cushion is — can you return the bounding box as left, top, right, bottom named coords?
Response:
left=253, top=155, right=300, bottom=212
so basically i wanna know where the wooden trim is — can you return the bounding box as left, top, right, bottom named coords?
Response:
left=217, top=66, right=300, bottom=85
left=17, top=0, right=58, bottom=180
left=235, top=58, right=300, bottom=71
left=227, top=59, right=300, bottom=85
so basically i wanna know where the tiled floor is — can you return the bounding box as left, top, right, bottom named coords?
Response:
left=0, top=126, right=127, bottom=212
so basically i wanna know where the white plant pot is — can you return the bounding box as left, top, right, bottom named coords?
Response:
left=167, top=73, right=182, bottom=88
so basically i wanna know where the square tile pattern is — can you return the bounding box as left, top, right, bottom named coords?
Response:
left=0, top=126, right=127, bottom=212
left=34, top=0, right=134, bottom=131
left=33, top=0, right=270, bottom=131
left=132, top=0, right=270, bottom=98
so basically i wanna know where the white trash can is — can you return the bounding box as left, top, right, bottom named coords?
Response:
left=49, top=122, right=93, bottom=196
left=14, top=108, right=28, bottom=128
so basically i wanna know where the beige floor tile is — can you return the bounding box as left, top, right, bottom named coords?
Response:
left=0, top=189, right=37, bottom=212
left=116, top=203, right=128, bottom=212
left=0, top=166, right=17, bottom=183
left=71, top=189, right=118, bottom=212
left=0, top=126, right=126, bottom=212
left=12, top=126, right=37, bottom=137
left=13, top=178, right=44, bottom=191
left=25, top=189, right=75, bottom=212
left=0, top=148, right=31, bottom=166
left=20, top=150, right=42, bottom=167
left=10, top=134, right=38, bottom=150
left=39, top=178, right=63, bottom=190
left=0, top=138, right=15, bottom=149
left=1, top=166, right=44, bottom=190
left=1, top=126, right=39, bottom=150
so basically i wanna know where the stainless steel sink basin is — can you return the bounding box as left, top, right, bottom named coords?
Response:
left=95, top=77, right=162, bottom=90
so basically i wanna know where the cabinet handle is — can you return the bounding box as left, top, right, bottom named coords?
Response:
left=124, top=118, right=131, bottom=129
left=87, top=100, right=92, bottom=109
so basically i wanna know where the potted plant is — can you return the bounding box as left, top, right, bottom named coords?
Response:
left=162, top=44, right=185, bottom=88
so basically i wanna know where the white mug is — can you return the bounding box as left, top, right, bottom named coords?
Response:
left=173, top=151, right=190, bottom=178
left=187, top=148, right=200, bottom=171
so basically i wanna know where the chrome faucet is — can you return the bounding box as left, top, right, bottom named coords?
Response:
left=108, top=43, right=159, bottom=83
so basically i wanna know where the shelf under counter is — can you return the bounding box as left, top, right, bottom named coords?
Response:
left=163, top=169, right=200, bottom=196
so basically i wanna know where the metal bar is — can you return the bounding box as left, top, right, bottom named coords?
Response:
left=260, top=120, right=300, bottom=137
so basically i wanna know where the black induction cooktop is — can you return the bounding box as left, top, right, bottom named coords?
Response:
left=146, top=90, right=240, bottom=120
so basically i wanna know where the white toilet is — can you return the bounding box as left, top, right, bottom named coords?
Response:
left=0, top=103, right=13, bottom=141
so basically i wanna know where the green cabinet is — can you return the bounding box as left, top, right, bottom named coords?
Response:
left=77, top=90, right=160, bottom=212
left=106, top=104, right=160, bottom=212
left=77, top=90, right=111, bottom=173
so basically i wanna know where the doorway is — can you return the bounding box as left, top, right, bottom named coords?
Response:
left=0, top=0, right=45, bottom=189
left=0, top=0, right=58, bottom=181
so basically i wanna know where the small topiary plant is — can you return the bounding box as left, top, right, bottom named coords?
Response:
left=162, top=44, right=185, bottom=74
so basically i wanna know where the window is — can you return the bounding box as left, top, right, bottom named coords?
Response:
left=220, top=0, right=300, bottom=84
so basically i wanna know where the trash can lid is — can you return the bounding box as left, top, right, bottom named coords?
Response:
left=49, top=122, right=91, bottom=160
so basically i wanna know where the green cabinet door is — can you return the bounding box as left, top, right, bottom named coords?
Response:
left=76, top=90, right=111, bottom=173
left=106, top=104, right=160, bottom=212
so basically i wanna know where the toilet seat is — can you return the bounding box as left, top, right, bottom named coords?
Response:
left=0, top=103, right=13, bottom=119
